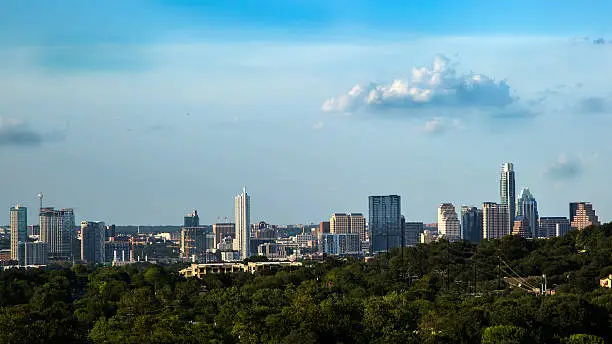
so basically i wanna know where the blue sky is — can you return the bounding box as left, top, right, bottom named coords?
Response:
left=1, top=1, right=612, bottom=225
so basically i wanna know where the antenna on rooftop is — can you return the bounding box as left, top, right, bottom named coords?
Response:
left=37, top=192, right=43, bottom=212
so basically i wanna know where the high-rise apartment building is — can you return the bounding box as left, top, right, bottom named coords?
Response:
left=369, top=195, right=402, bottom=252
left=483, top=202, right=509, bottom=239
left=500, top=163, right=516, bottom=230
left=184, top=210, right=200, bottom=227
left=235, top=187, right=251, bottom=259
left=319, top=221, right=330, bottom=236
left=40, top=207, right=75, bottom=260
left=213, top=223, right=235, bottom=247
left=320, top=233, right=361, bottom=255
left=10, top=205, right=27, bottom=265
left=461, top=206, right=483, bottom=243
left=80, top=221, right=106, bottom=263
left=516, top=188, right=538, bottom=238
left=570, top=202, right=600, bottom=230
left=539, top=217, right=570, bottom=238
left=512, top=216, right=531, bottom=238
left=438, top=203, right=461, bottom=241
left=404, top=222, right=424, bottom=246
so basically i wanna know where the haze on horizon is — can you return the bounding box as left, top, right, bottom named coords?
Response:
left=1, top=1, right=612, bottom=226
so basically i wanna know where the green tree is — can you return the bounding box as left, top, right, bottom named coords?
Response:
left=562, top=334, right=605, bottom=344
left=482, top=325, right=531, bottom=344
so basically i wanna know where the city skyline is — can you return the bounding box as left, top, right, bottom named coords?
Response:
left=2, top=2, right=612, bottom=225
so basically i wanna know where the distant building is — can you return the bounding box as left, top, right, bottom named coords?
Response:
left=184, top=210, right=199, bottom=227
left=320, top=233, right=361, bottom=255
left=516, top=188, right=538, bottom=238
left=28, top=225, right=40, bottom=237
left=404, top=222, right=424, bottom=247
left=500, top=163, right=516, bottom=230
left=330, top=213, right=350, bottom=234
left=538, top=217, right=570, bottom=238
left=40, top=207, right=75, bottom=260
left=438, top=203, right=461, bottom=241
left=257, top=242, right=287, bottom=259
left=512, top=216, right=531, bottom=238
left=570, top=202, right=600, bottom=230
left=235, top=187, right=251, bottom=259
left=81, top=221, right=106, bottom=263
left=105, top=240, right=132, bottom=263
left=105, top=224, right=116, bottom=241
left=10, top=205, right=27, bottom=265
left=213, top=223, right=235, bottom=247
left=296, top=233, right=316, bottom=248
left=319, top=221, right=330, bottom=236
left=24, top=242, right=48, bottom=266
left=217, top=237, right=234, bottom=251
left=251, top=221, right=277, bottom=239
left=180, top=227, right=210, bottom=258
left=369, top=195, right=402, bottom=253
left=220, top=251, right=241, bottom=262
left=600, top=274, right=612, bottom=288
left=483, top=202, right=509, bottom=239
left=420, top=230, right=437, bottom=244
left=461, top=206, right=483, bottom=243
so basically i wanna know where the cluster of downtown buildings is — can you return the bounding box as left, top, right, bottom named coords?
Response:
left=1, top=162, right=603, bottom=268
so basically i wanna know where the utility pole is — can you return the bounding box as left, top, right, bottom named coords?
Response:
left=473, top=257, right=477, bottom=294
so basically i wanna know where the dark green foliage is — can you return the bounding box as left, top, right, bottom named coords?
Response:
left=0, top=224, right=612, bottom=343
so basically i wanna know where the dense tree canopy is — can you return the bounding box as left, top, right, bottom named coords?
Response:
left=0, top=224, right=611, bottom=343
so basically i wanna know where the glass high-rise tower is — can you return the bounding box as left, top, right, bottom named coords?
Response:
left=500, top=163, right=516, bottom=230
left=234, top=187, right=251, bottom=260
left=369, top=195, right=402, bottom=253
left=516, top=188, right=538, bottom=238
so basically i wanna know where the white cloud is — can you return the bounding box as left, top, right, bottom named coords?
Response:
left=545, top=154, right=582, bottom=180
left=322, top=54, right=520, bottom=116
left=421, top=118, right=462, bottom=134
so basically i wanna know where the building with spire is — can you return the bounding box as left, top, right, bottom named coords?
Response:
left=235, top=187, right=251, bottom=260
left=500, top=163, right=516, bottom=231
left=516, top=188, right=538, bottom=238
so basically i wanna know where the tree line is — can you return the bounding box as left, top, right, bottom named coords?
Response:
left=0, top=224, right=611, bottom=343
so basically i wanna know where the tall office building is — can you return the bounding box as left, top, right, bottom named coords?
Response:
left=569, top=202, right=579, bottom=224
left=184, top=210, right=199, bottom=227
left=500, top=163, right=516, bottom=229
left=40, top=208, right=75, bottom=260
left=511, top=216, right=531, bottom=238
left=10, top=205, right=27, bottom=265
left=320, top=233, right=361, bottom=255
left=539, top=217, right=570, bottom=238
left=369, top=195, right=402, bottom=253
left=404, top=222, right=424, bottom=247
left=80, top=221, right=106, bottom=263
left=438, top=203, right=461, bottom=241
left=570, top=202, right=600, bottom=230
left=319, top=221, right=330, bottom=236
left=461, top=206, right=483, bottom=243
left=234, top=187, right=251, bottom=259
left=483, top=202, right=509, bottom=239
left=330, top=213, right=366, bottom=242
left=516, top=188, right=538, bottom=238
left=213, top=223, right=235, bottom=247
left=330, top=213, right=350, bottom=234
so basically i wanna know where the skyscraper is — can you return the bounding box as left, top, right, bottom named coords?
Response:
left=213, top=222, right=235, bottom=247
left=180, top=226, right=210, bottom=258
left=570, top=202, right=599, bottom=230
left=483, top=202, right=509, bottom=239
left=10, top=205, right=27, bottom=265
left=516, top=188, right=538, bottom=238
left=369, top=195, right=402, bottom=253
left=80, top=221, right=106, bottom=263
left=500, top=162, right=516, bottom=229
left=40, top=208, right=75, bottom=260
left=461, top=206, right=483, bottom=243
left=234, top=187, right=251, bottom=259
left=438, top=203, right=461, bottom=241
left=404, top=222, right=424, bottom=246
left=330, top=213, right=366, bottom=242
left=349, top=213, right=366, bottom=243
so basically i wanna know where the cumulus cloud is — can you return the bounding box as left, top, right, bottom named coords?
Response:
left=322, top=54, right=521, bottom=116
left=0, top=117, right=43, bottom=146
left=545, top=154, right=582, bottom=180
left=421, top=118, right=461, bottom=134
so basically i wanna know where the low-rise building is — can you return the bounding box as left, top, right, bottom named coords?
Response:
left=179, top=261, right=302, bottom=278
left=600, top=274, right=612, bottom=288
